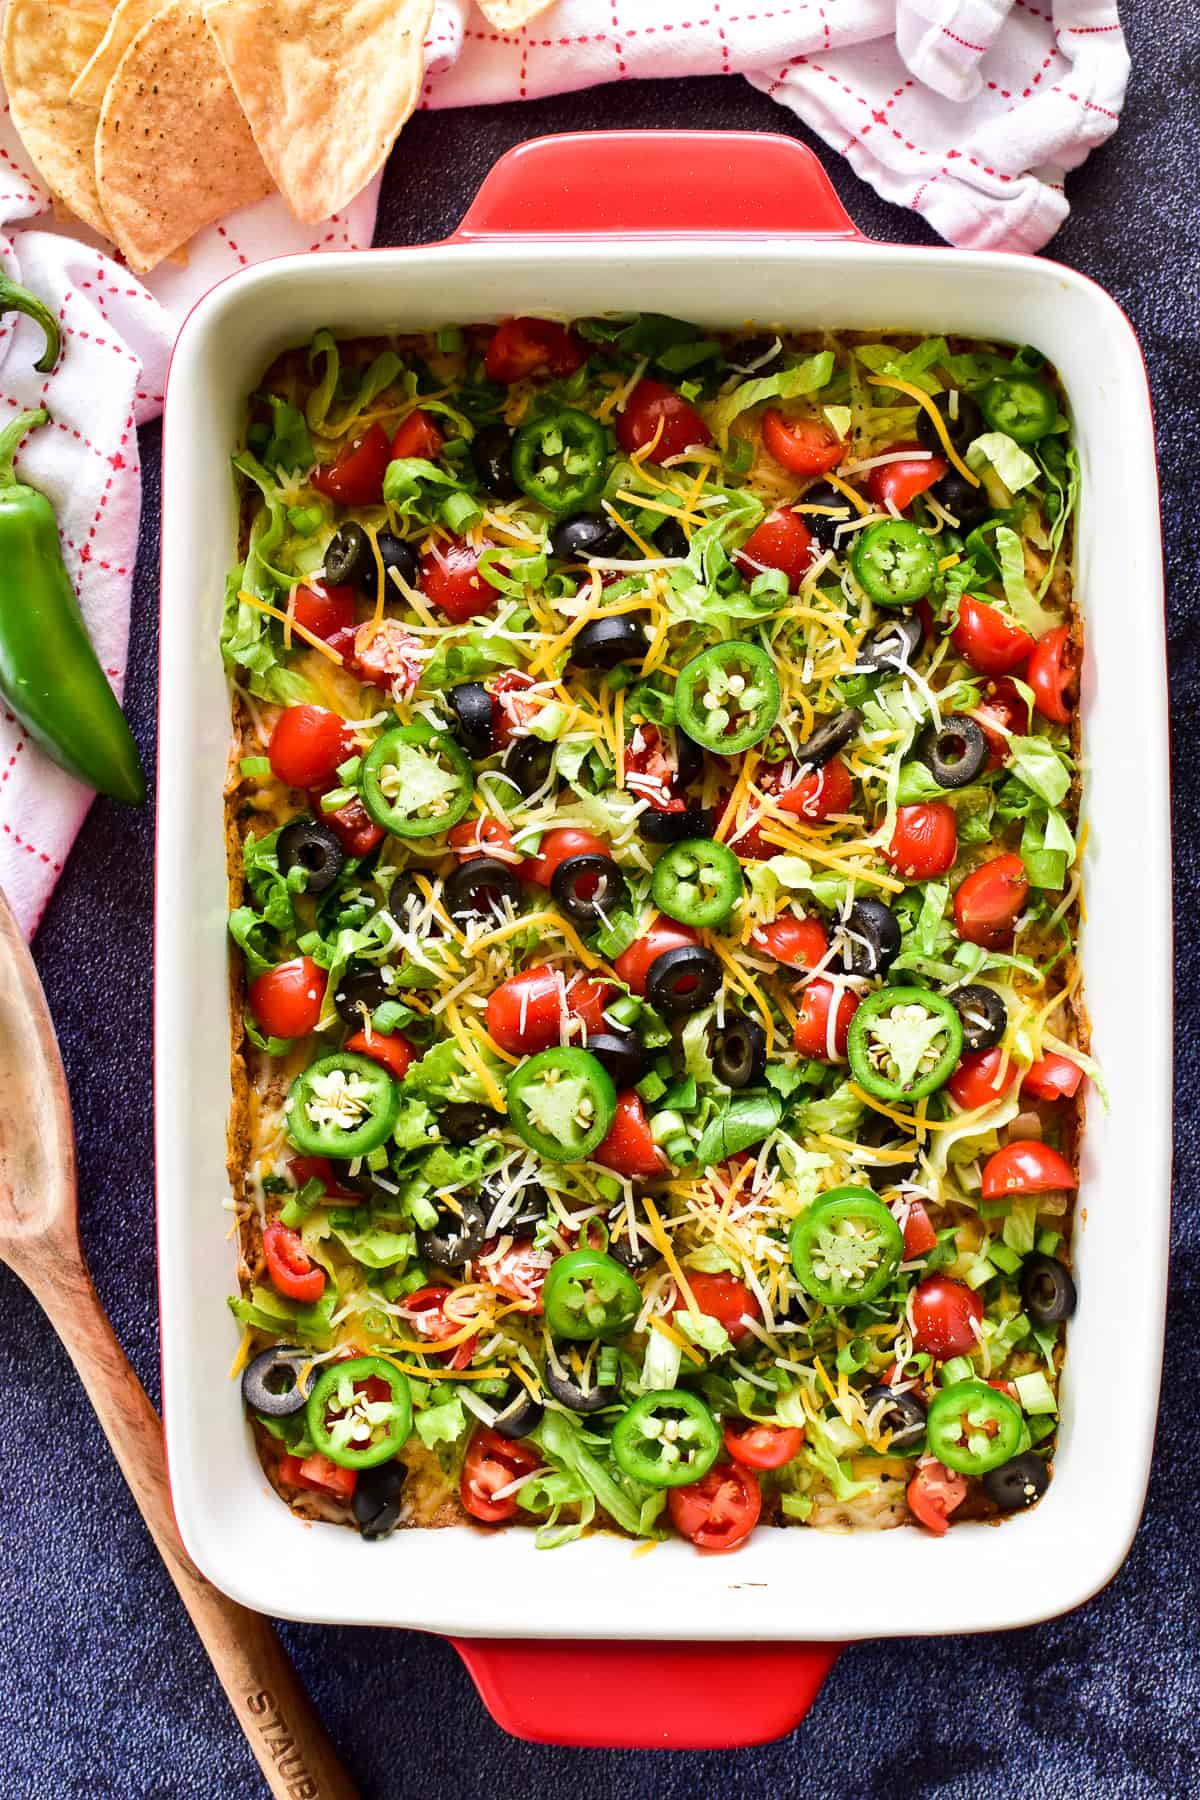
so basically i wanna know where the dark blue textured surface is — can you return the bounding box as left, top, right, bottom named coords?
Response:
left=4, top=10, right=1197, bottom=1795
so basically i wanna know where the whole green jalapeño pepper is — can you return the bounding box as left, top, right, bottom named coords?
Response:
left=304, top=1355, right=412, bottom=1469
left=0, top=409, right=145, bottom=804
left=542, top=1248, right=642, bottom=1340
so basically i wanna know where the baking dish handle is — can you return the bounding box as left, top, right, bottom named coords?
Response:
left=451, top=1637, right=841, bottom=1749
left=450, top=130, right=866, bottom=241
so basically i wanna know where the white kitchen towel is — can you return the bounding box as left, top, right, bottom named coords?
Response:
left=0, top=0, right=1127, bottom=936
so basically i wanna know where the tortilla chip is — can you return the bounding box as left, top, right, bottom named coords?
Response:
left=94, top=0, right=273, bottom=273
left=70, top=0, right=167, bottom=110
left=476, top=0, right=558, bottom=26
left=0, top=0, right=115, bottom=240
left=203, top=0, right=434, bottom=226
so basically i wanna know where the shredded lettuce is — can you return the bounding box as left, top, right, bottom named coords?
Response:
left=966, top=432, right=1040, bottom=494
left=994, top=525, right=1060, bottom=637
left=708, top=350, right=835, bottom=441
left=692, top=1094, right=781, bottom=1166
left=535, top=1410, right=664, bottom=1539
left=1008, top=736, right=1072, bottom=809
left=414, top=1393, right=468, bottom=1450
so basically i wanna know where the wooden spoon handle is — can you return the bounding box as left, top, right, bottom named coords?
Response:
left=23, top=1250, right=359, bottom=1800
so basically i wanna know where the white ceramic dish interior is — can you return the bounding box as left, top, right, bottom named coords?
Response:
left=156, top=158, right=1170, bottom=1642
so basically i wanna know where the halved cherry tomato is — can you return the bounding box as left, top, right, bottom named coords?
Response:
left=667, top=1464, right=762, bottom=1552
left=344, top=1029, right=416, bottom=1080
left=594, top=1090, right=666, bottom=1179
left=734, top=509, right=816, bottom=589
left=521, top=826, right=609, bottom=890
left=390, top=407, right=444, bottom=461
left=906, top=1458, right=968, bottom=1536
left=1028, top=624, right=1077, bottom=724
left=753, top=912, right=828, bottom=970
left=316, top=793, right=384, bottom=858
left=1022, top=1052, right=1084, bottom=1102
left=249, top=956, right=326, bottom=1039
left=947, top=1046, right=1016, bottom=1111
left=793, top=977, right=859, bottom=1060
left=761, top=408, right=844, bottom=477
left=616, top=379, right=712, bottom=464
left=911, top=1276, right=983, bottom=1359
left=901, top=1200, right=939, bottom=1259
left=268, top=705, right=352, bottom=789
left=312, top=423, right=392, bottom=506
left=485, top=318, right=584, bottom=385
left=981, top=1140, right=1076, bottom=1199
left=954, top=853, right=1029, bottom=949
left=405, top=1285, right=477, bottom=1370
left=953, top=594, right=1035, bottom=676
left=262, top=1220, right=326, bottom=1303
left=460, top=1427, right=542, bottom=1523
left=975, top=677, right=1027, bottom=768
left=482, top=1236, right=551, bottom=1312
left=778, top=754, right=854, bottom=821
left=279, top=1452, right=357, bottom=1500
left=485, top=966, right=613, bottom=1055
left=673, top=1271, right=760, bottom=1343
left=864, top=441, right=947, bottom=512
left=291, top=582, right=355, bottom=642
left=353, top=620, right=422, bottom=695
left=287, top=1155, right=359, bottom=1201
left=722, top=1420, right=804, bottom=1471
left=419, top=536, right=497, bottom=624
left=884, top=803, right=958, bottom=880
left=613, top=919, right=698, bottom=996
left=623, top=723, right=688, bottom=811
left=490, top=669, right=544, bottom=747
left=448, top=817, right=523, bottom=864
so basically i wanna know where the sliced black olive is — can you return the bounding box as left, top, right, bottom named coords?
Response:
left=638, top=804, right=713, bottom=845
left=504, top=735, right=555, bottom=796
left=858, top=1109, right=920, bottom=1189
left=799, top=479, right=853, bottom=551
left=276, top=820, right=344, bottom=894
left=447, top=681, right=496, bottom=759
left=352, top=1461, right=406, bottom=1538
left=333, top=964, right=391, bottom=1025
left=916, top=714, right=988, bottom=789
left=471, top=423, right=519, bottom=499
left=608, top=1210, right=660, bottom=1272
left=570, top=614, right=646, bottom=671
left=917, top=391, right=984, bottom=455
left=324, top=521, right=374, bottom=589
left=674, top=727, right=704, bottom=789
left=858, top=613, right=924, bottom=675
left=418, top=1193, right=488, bottom=1272
left=645, top=945, right=721, bottom=1017
left=712, top=1012, right=766, bottom=1089
left=478, top=1172, right=549, bottom=1237
left=376, top=530, right=418, bottom=593
left=544, top=1342, right=622, bottom=1413
left=797, top=707, right=862, bottom=769
left=585, top=1029, right=646, bottom=1087
left=654, top=518, right=690, bottom=560
left=549, top=511, right=628, bottom=561
left=242, top=1346, right=309, bottom=1418
left=862, top=1384, right=927, bottom=1451
left=929, top=467, right=991, bottom=527
left=981, top=1451, right=1049, bottom=1513
left=725, top=334, right=784, bottom=375
left=444, top=856, right=522, bottom=923
left=949, top=983, right=1007, bottom=1053
left=1020, top=1253, right=1077, bottom=1326
left=491, top=1385, right=545, bottom=1440
left=439, top=1101, right=502, bottom=1144
left=550, top=853, right=629, bottom=926
left=840, top=897, right=902, bottom=979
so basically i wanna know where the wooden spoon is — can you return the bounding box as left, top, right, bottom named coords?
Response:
left=0, top=887, right=359, bottom=1800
